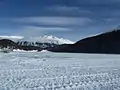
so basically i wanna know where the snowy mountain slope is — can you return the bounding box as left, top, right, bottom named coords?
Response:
left=0, top=35, right=74, bottom=50
left=0, top=35, right=74, bottom=44
left=18, top=35, right=74, bottom=45
left=0, top=36, right=24, bottom=42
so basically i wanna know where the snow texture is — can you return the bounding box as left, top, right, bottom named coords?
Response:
left=0, top=52, right=120, bottom=90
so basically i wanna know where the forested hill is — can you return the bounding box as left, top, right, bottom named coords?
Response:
left=49, top=29, right=120, bottom=54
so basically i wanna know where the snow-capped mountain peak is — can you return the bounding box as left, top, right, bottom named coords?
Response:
left=20, top=35, right=74, bottom=44
left=0, top=35, right=74, bottom=45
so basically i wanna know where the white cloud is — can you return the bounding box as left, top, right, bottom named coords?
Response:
left=12, top=16, right=93, bottom=37
left=14, top=16, right=93, bottom=26
left=22, top=26, right=71, bottom=31
left=18, top=26, right=72, bottom=37
left=46, top=6, right=90, bottom=14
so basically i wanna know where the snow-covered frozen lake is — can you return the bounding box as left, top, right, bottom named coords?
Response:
left=0, top=51, right=120, bottom=90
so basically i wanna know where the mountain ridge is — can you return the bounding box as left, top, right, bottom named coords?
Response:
left=1, top=28, right=120, bottom=54
left=0, top=35, right=74, bottom=51
left=49, top=29, right=120, bottom=54
left=0, top=35, right=74, bottom=44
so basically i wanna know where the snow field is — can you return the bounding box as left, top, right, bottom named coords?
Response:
left=0, top=52, right=120, bottom=90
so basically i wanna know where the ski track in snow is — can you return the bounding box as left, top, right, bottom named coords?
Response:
left=0, top=52, right=120, bottom=90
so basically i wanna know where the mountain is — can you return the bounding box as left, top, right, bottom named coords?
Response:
left=0, top=36, right=24, bottom=42
left=0, top=35, right=74, bottom=44
left=17, top=35, right=74, bottom=45
left=0, top=35, right=74, bottom=51
left=2, top=28, right=120, bottom=54
left=16, top=35, right=74, bottom=51
left=0, top=39, right=17, bottom=48
left=49, top=28, right=120, bottom=54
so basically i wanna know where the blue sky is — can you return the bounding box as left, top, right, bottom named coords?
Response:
left=0, top=0, right=120, bottom=41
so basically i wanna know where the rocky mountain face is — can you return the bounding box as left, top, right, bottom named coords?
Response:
left=0, top=39, right=17, bottom=48
left=49, top=29, right=120, bottom=54
left=0, top=35, right=74, bottom=51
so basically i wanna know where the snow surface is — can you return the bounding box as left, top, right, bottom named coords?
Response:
left=13, top=49, right=38, bottom=52
left=0, top=52, right=120, bottom=90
